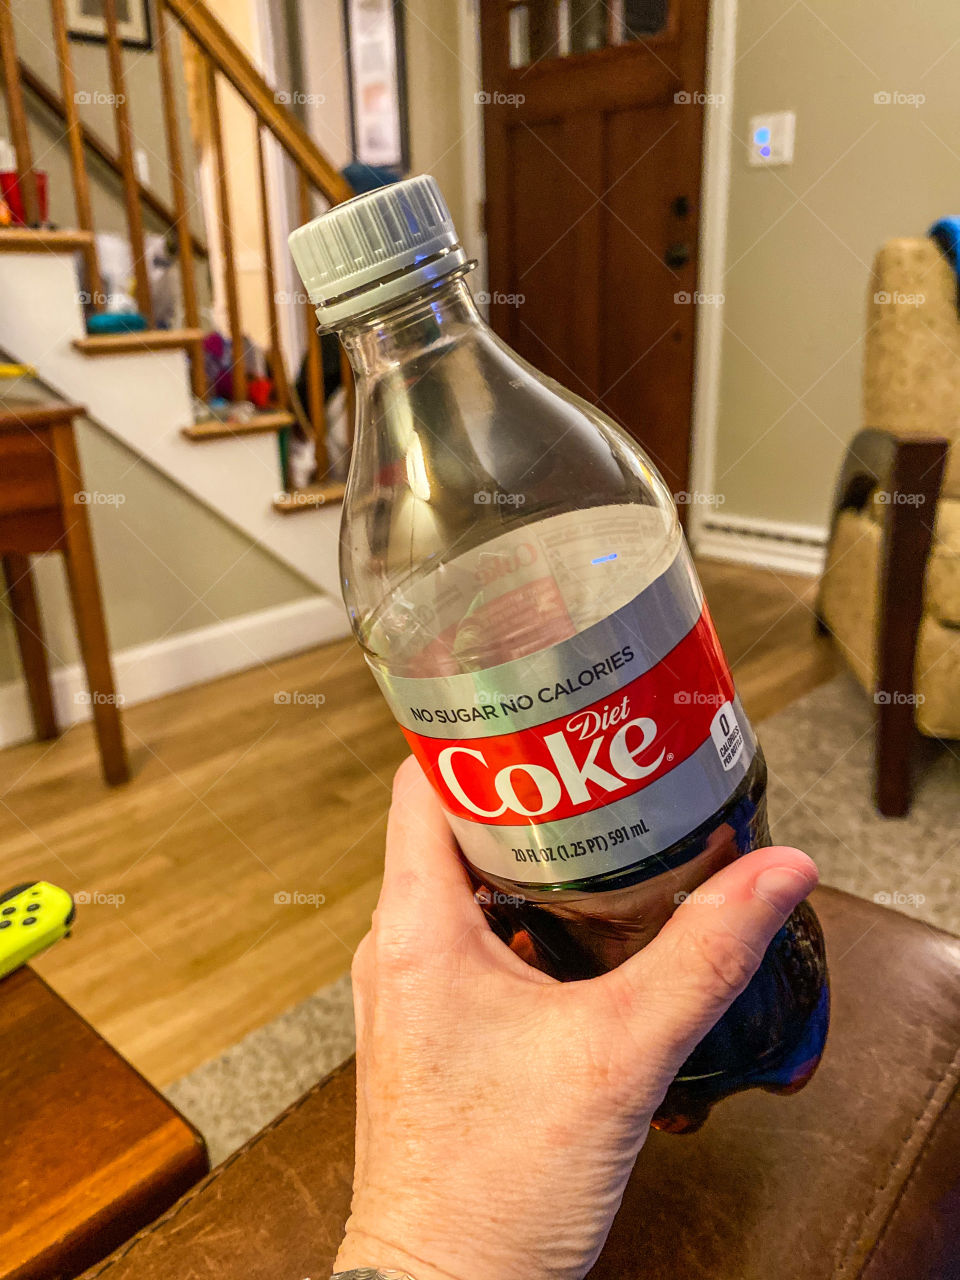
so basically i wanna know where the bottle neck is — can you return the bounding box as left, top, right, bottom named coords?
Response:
left=336, top=274, right=483, bottom=379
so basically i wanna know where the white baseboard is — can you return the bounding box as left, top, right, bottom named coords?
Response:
left=0, top=594, right=351, bottom=751
left=693, top=514, right=828, bottom=576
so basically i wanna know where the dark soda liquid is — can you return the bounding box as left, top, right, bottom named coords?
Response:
left=472, top=750, right=829, bottom=1133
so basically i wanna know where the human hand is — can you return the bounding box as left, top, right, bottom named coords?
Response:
left=335, top=757, right=818, bottom=1280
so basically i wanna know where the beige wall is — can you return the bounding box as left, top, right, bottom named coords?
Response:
left=2, top=0, right=204, bottom=244
left=714, top=0, right=960, bottom=530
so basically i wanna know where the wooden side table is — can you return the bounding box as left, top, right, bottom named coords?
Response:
left=0, top=401, right=128, bottom=784
left=0, top=966, right=209, bottom=1280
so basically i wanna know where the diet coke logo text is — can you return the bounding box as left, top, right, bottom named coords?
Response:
left=402, top=611, right=735, bottom=828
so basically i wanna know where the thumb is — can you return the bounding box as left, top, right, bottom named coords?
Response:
left=600, top=846, right=818, bottom=1078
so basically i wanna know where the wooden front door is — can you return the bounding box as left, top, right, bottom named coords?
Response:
left=480, top=0, right=711, bottom=494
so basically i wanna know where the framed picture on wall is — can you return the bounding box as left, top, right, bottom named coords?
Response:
left=342, top=0, right=409, bottom=172
left=66, top=0, right=153, bottom=51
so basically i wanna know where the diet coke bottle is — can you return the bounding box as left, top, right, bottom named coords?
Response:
left=290, top=175, right=828, bottom=1131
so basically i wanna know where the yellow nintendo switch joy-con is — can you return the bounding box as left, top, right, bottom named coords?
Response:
left=0, top=882, right=75, bottom=978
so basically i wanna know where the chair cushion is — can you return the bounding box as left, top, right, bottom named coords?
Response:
left=864, top=238, right=960, bottom=499
left=819, top=509, right=960, bottom=737
left=77, top=888, right=960, bottom=1280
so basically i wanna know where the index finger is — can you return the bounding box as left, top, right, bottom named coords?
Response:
left=377, top=755, right=482, bottom=938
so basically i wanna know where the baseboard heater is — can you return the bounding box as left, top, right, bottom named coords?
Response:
left=693, top=515, right=828, bottom=576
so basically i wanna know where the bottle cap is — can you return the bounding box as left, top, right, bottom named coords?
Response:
left=289, top=174, right=468, bottom=329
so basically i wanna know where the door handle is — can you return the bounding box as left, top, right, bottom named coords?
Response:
left=665, top=242, right=692, bottom=269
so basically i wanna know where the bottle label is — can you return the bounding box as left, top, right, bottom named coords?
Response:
left=371, top=549, right=757, bottom=885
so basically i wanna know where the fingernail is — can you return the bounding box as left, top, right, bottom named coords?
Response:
left=753, top=867, right=815, bottom=915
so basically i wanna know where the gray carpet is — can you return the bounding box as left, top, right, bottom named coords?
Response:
left=166, top=672, right=959, bottom=1164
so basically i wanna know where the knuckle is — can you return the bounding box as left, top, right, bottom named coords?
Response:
left=682, top=923, right=758, bottom=1004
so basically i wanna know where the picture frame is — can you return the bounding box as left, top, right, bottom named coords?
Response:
left=342, top=0, right=409, bottom=172
left=66, top=0, right=153, bottom=52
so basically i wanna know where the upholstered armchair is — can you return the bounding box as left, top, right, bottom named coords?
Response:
left=817, top=238, right=960, bottom=816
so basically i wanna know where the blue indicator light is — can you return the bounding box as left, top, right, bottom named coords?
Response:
left=754, top=126, right=771, bottom=144
left=591, top=552, right=618, bottom=565
left=759, top=145, right=772, bottom=158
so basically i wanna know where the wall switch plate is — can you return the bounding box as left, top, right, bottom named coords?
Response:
left=747, top=112, right=795, bottom=166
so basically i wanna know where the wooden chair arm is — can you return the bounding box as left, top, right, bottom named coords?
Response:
left=819, top=427, right=948, bottom=814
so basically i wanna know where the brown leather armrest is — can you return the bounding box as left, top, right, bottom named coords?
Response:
left=80, top=887, right=960, bottom=1280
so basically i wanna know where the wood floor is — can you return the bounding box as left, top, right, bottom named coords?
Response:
left=0, top=559, right=839, bottom=1087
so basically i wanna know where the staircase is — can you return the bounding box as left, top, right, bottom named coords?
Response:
left=0, top=0, right=353, bottom=597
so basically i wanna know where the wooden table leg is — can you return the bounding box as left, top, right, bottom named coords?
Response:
left=50, top=424, right=130, bottom=786
left=2, top=552, right=58, bottom=740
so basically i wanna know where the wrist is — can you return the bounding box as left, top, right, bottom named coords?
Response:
left=335, top=1225, right=467, bottom=1280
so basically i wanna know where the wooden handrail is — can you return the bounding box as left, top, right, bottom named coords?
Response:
left=160, top=0, right=353, bottom=207
left=17, top=59, right=208, bottom=258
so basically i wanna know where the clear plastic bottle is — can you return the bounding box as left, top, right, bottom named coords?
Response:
left=290, top=176, right=828, bottom=1132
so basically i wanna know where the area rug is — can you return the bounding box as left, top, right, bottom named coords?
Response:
left=166, top=672, right=959, bottom=1163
